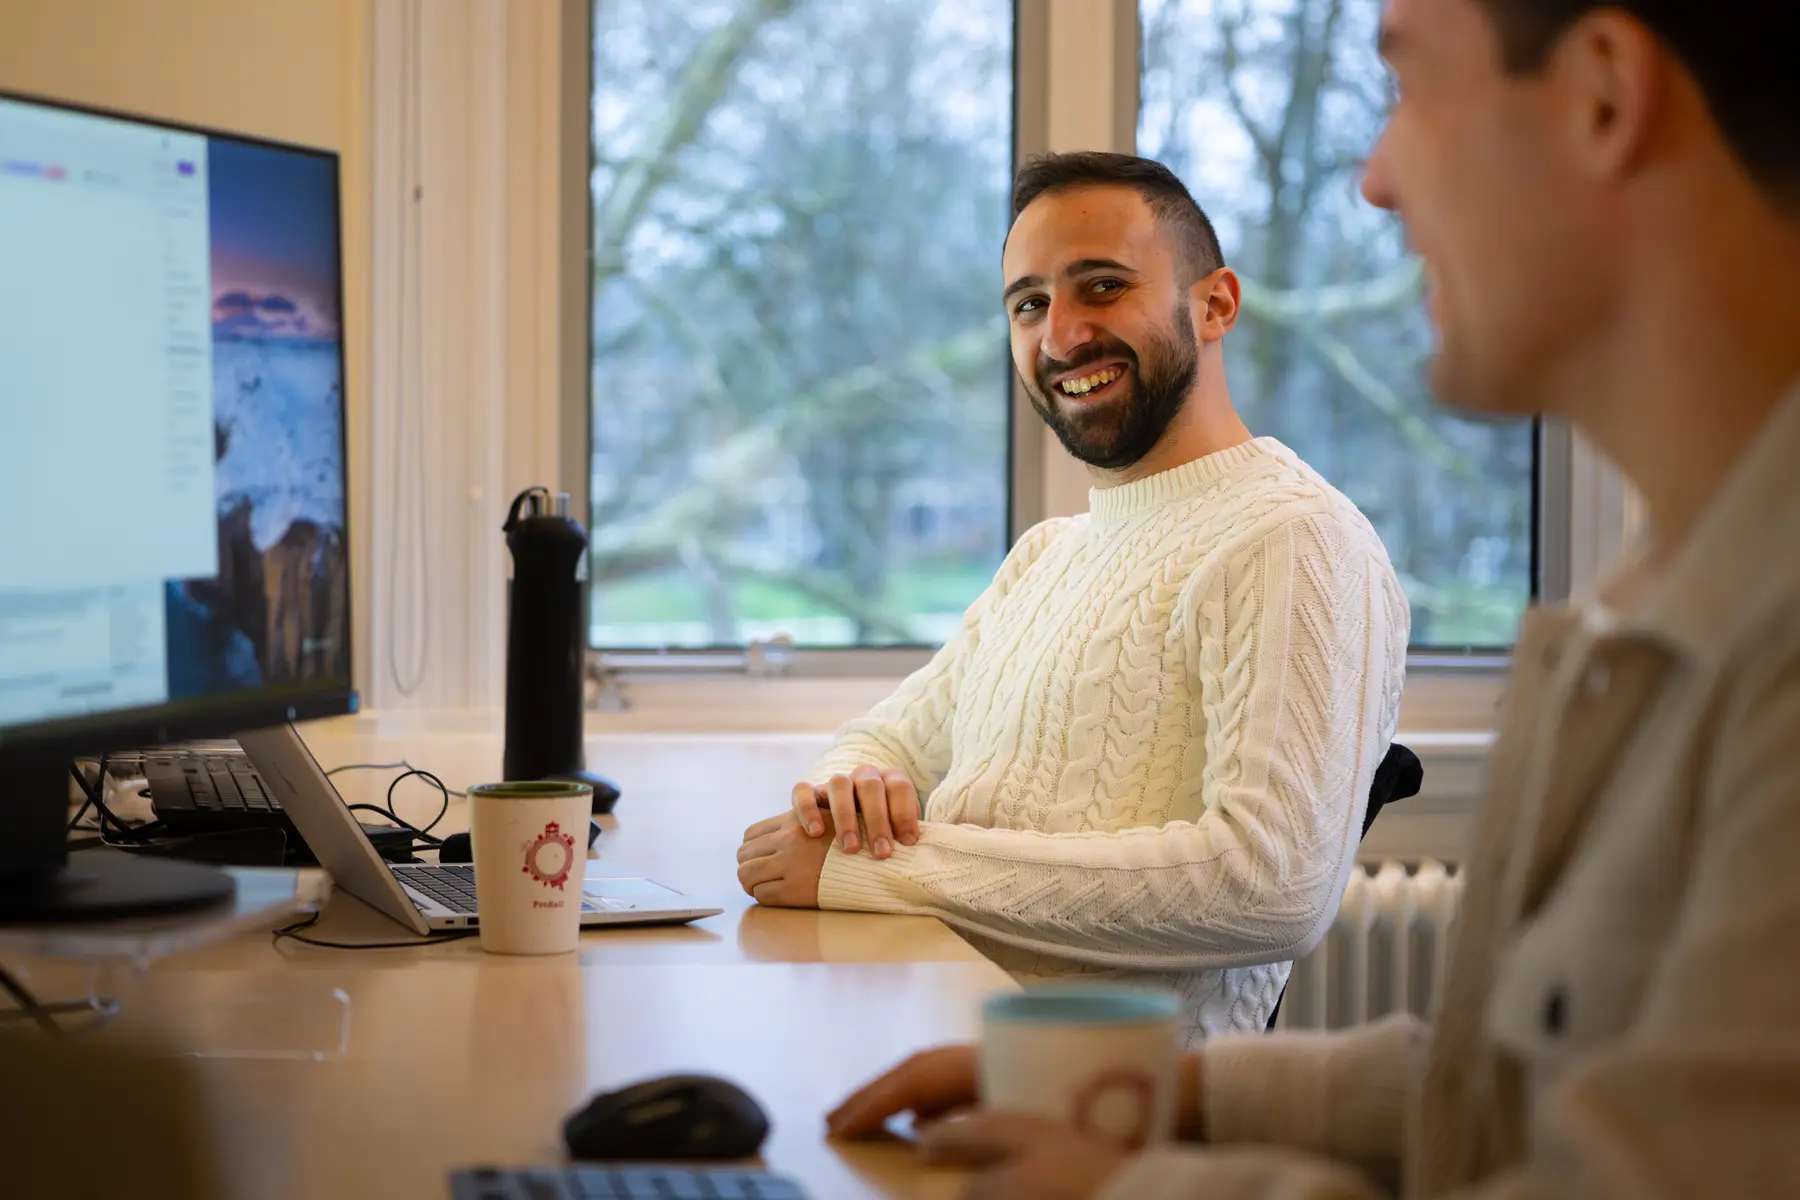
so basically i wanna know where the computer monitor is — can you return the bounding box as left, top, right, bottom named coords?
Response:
left=0, top=90, right=356, bottom=921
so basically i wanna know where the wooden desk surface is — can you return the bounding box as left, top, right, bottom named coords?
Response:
left=24, top=721, right=1009, bottom=1200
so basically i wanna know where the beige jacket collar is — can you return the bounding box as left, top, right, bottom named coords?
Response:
left=1592, top=378, right=1800, bottom=669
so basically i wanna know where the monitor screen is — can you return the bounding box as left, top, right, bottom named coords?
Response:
left=0, top=92, right=353, bottom=754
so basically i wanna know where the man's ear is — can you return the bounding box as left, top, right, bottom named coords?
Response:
left=1192, top=267, right=1241, bottom=343
left=1552, top=9, right=1668, bottom=185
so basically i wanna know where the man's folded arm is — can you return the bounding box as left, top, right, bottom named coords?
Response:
left=819, top=513, right=1408, bottom=971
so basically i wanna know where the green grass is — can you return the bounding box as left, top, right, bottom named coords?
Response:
left=1411, top=579, right=1530, bottom=651
left=592, top=560, right=997, bottom=630
left=596, top=563, right=1529, bottom=652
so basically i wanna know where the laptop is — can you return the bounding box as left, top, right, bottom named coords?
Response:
left=234, top=725, right=722, bottom=935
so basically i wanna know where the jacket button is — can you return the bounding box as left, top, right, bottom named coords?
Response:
left=1543, top=986, right=1567, bottom=1035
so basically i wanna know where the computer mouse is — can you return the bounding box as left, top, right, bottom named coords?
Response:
left=557, top=771, right=620, bottom=815
left=436, top=819, right=599, bottom=864
left=563, top=1073, right=769, bottom=1162
left=587, top=775, right=622, bottom=814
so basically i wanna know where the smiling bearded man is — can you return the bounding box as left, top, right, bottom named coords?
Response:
left=735, top=151, right=1410, bottom=1046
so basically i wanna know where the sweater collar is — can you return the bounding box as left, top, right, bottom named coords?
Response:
left=1088, top=437, right=1287, bottom=529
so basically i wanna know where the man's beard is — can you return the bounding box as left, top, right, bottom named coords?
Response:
left=1025, top=304, right=1199, bottom=471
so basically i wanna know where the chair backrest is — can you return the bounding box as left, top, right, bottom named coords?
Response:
left=1266, top=742, right=1422, bottom=1032
left=1360, top=742, right=1423, bottom=840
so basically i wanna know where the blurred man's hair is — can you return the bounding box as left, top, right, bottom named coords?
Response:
left=1481, top=1, right=1799, bottom=207
left=1011, top=152, right=1226, bottom=285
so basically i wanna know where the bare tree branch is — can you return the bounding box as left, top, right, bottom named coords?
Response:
left=1235, top=265, right=1470, bottom=478
left=1285, top=319, right=1476, bottom=482
left=590, top=320, right=1004, bottom=569
left=1217, top=11, right=1283, bottom=181
left=591, top=0, right=797, bottom=284
left=1236, top=259, right=1423, bottom=321
left=1289, top=0, right=1346, bottom=218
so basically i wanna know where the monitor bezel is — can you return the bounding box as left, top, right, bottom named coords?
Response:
left=0, top=87, right=357, bottom=760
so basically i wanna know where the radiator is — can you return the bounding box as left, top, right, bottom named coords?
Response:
left=1273, top=859, right=1465, bottom=1032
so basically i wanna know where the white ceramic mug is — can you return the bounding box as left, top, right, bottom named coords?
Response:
left=467, top=781, right=592, bottom=955
left=980, top=985, right=1184, bottom=1149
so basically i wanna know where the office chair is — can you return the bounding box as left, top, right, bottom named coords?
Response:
left=1265, top=742, right=1423, bottom=1032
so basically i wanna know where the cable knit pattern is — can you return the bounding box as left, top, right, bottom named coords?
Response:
left=810, top=438, right=1409, bottom=1044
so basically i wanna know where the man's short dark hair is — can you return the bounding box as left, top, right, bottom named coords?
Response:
left=1011, top=151, right=1226, bottom=284
left=1479, top=1, right=1799, bottom=206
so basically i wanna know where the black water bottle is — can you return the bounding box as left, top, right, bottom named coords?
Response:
left=502, top=486, right=620, bottom=813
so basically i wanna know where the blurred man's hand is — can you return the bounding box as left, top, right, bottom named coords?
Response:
left=827, top=1044, right=980, bottom=1138
left=920, top=1111, right=1127, bottom=1199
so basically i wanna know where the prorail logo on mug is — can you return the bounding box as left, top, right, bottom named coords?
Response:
left=1072, top=1068, right=1157, bottom=1149
left=521, top=820, right=577, bottom=890
left=532, top=900, right=565, bottom=909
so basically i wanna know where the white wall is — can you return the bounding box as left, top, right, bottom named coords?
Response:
left=363, top=0, right=577, bottom=712
left=0, top=0, right=376, bottom=699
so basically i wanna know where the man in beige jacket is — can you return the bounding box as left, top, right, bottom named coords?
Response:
left=826, top=0, right=1800, bottom=1197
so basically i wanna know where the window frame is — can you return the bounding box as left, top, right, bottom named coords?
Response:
left=565, top=0, right=1618, bottom=730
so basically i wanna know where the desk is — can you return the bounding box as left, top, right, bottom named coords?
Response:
left=16, top=718, right=1010, bottom=1200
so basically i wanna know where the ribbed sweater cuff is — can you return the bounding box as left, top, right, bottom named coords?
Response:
left=816, top=841, right=926, bottom=913
left=1203, top=1015, right=1423, bottom=1172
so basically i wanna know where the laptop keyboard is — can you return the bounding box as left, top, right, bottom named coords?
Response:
left=450, top=1166, right=808, bottom=1200
left=396, top=864, right=602, bottom=916
left=396, top=864, right=481, bottom=914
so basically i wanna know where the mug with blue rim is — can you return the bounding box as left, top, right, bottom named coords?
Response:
left=980, top=984, right=1184, bottom=1149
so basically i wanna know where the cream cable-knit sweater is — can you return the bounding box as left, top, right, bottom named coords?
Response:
left=808, top=438, right=1409, bottom=1042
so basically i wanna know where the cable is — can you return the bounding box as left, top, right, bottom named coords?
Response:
left=388, top=768, right=451, bottom=834
left=326, top=760, right=467, bottom=797
left=67, top=757, right=159, bottom=847
left=67, top=760, right=101, bottom=835
left=0, top=962, right=62, bottom=1035
left=345, top=804, right=442, bottom=848
left=331, top=765, right=454, bottom=854
left=68, top=758, right=99, bottom=804
left=327, top=761, right=458, bottom=831
left=66, top=772, right=94, bottom=832
left=325, top=759, right=410, bottom=775
left=272, top=911, right=476, bottom=951
left=0, top=996, right=122, bottom=1034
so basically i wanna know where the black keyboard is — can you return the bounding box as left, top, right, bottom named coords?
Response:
left=450, top=1166, right=808, bottom=1200
left=146, top=752, right=290, bottom=831
left=141, top=748, right=416, bottom=866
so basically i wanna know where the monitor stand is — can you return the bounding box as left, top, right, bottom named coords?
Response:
left=0, top=753, right=235, bottom=924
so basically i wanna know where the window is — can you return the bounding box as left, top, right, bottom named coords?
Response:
left=584, top=0, right=1540, bottom=664
left=587, top=0, right=1015, bottom=651
left=1139, top=0, right=1536, bottom=649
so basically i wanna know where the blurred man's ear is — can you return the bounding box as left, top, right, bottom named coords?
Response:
left=1554, top=10, right=1668, bottom=187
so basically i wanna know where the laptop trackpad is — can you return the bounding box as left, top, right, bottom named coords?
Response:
left=580, top=871, right=688, bottom=911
